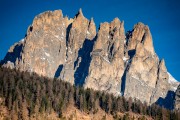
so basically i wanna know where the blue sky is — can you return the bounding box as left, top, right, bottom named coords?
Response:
left=0, top=0, right=180, bottom=81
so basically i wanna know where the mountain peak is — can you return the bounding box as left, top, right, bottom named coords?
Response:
left=157, top=59, right=169, bottom=82
left=79, top=8, right=83, bottom=15
left=127, top=22, right=154, bottom=55
left=159, top=59, right=167, bottom=71
left=86, top=17, right=96, bottom=40
left=90, top=17, right=94, bottom=23
left=2, top=9, right=179, bottom=109
left=75, top=8, right=84, bottom=18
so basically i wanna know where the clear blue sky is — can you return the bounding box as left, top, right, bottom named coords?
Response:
left=0, top=0, right=180, bottom=81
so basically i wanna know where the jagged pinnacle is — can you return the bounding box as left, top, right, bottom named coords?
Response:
left=90, top=17, right=94, bottom=22
left=78, top=8, right=84, bottom=17
left=79, top=8, right=83, bottom=15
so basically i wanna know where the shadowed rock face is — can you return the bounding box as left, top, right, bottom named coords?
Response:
left=59, top=9, right=96, bottom=84
left=175, top=85, right=180, bottom=110
left=156, top=90, right=175, bottom=110
left=2, top=9, right=179, bottom=108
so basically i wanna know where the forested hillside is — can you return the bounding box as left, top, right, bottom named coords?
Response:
left=0, top=66, right=179, bottom=120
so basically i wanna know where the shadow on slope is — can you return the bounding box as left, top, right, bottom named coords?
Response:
left=156, top=90, right=175, bottom=110
left=54, top=64, right=63, bottom=78
left=128, top=50, right=135, bottom=59
left=74, top=36, right=96, bottom=86
left=121, top=51, right=134, bottom=96
left=121, top=70, right=127, bottom=96
left=66, top=23, right=72, bottom=45
left=1, top=43, right=23, bottom=65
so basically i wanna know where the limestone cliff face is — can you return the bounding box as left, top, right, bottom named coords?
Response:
left=84, top=18, right=125, bottom=95
left=60, top=9, right=96, bottom=84
left=3, top=10, right=70, bottom=78
left=150, top=60, right=170, bottom=103
left=124, top=23, right=159, bottom=103
left=2, top=9, right=179, bottom=107
left=127, top=22, right=155, bottom=55
left=22, top=10, right=69, bottom=78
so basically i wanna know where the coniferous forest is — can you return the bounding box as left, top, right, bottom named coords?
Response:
left=0, top=66, right=179, bottom=120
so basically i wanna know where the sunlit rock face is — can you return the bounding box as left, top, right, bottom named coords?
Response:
left=123, top=23, right=159, bottom=103
left=84, top=18, right=125, bottom=95
left=3, top=10, right=70, bottom=78
left=2, top=9, right=179, bottom=108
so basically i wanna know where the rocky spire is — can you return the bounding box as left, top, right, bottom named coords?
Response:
left=86, top=18, right=96, bottom=40
left=124, top=23, right=159, bottom=103
left=127, top=22, right=155, bottom=55
left=67, top=8, right=89, bottom=50
left=75, top=8, right=84, bottom=20
left=31, top=10, right=63, bottom=32
left=158, top=59, right=169, bottom=80
left=84, top=18, right=125, bottom=95
left=60, top=8, right=95, bottom=84
left=78, top=8, right=83, bottom=16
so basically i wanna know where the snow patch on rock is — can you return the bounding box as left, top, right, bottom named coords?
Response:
left=20, top=38, right=24, bottom=42
left=87, top=31, right=90, bottom=35
left=123, top=56, right=129, bottom=61
left=168, top=72, right=179, bottom=91
left=168, top=72, right=178, bottom=84
left=45, top=52, right=50, bottom=57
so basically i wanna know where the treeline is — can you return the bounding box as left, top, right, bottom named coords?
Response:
left=0, top=66, right=179, bottom=120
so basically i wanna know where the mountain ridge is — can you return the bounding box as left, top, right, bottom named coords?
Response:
left=1, top=9, right=179, bottom=109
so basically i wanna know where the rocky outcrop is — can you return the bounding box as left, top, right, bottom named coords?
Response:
left=127, top=22, right=155, bottom=55
left=150, top=60, right=170, bottom=103
left=2, top=9, right=179, bottom=107
left=10, top=10, right=69, bottom=78
left=147, top=60, right=178, bottom=109
left=123, top=23, right=159, bottom=103
left=60, top=9, right=96, bottom=84
left=84, top=18, right=125, bottom=95
left=1, top=39, right=24, bottom=69
left=175, top=85, right=180, bottom=110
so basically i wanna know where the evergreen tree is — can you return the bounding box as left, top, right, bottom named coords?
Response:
left=0, top=66, right=178, bottom=119
left=106, top=94, right=112, bottom=113
left=79, top=94, right=83, bottom=111
left=20, top=99, right=29, bottom=120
